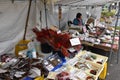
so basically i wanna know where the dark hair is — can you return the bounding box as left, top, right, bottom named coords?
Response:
left=76, top=13, right=82, bottom=18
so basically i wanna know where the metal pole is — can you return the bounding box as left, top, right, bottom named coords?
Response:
left=117, top=2, right=120, bottom=64
left=117, top=30, right=120, bottom=64
left=40, top=11, right=42, bottom=29
left=59, top=19, right=60, bottom=29
left=109, top=2, right=120, bottom=64
left=44, top=0, right=48, bottom=28
left=23, top=0, right=32, bottom=40
left=58, top=5, right=62, bottom=29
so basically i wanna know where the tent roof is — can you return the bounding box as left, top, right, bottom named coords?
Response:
left=55, top=0, right=119, bottom=6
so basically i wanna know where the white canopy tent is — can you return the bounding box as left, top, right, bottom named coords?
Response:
left=0, top=1, right=36, bottom=54
left=0, top=0, right=119, bottom=54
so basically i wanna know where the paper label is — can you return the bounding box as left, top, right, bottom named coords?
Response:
left=83, top=26, right=87, bottom=33
left=76, top=71, right=86, bottom=79
left=46, top=64, right=54, bottom=71
left=14, top=74, right=22, bottom=78
left=70, top=38, right=81, bottom=46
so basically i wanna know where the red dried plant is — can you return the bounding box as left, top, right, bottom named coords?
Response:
left=32, top=28, right=71, bottom=57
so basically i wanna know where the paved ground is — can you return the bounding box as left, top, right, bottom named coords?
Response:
left=106, top=52, right=120, bottom=80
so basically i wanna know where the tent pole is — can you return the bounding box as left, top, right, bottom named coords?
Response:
left=117, top=2, right=120, bottom=64
left=117, top=29, right=120, bottom=64
left=40, top=11, right=42, bottom=29
left=58, top=5, right=62, bottom=29
left=23, top=0, right=32, bottom=40
left=43, top=0, right=52, bottom=38
left=59, top=18, right=60, bottom=29
left=44, top=0, right=48, bottom=28
left=109, top=2, right=120, bottom=64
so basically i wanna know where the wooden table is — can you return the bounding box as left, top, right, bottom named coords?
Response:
left=81, top=40, right=118, bottom=52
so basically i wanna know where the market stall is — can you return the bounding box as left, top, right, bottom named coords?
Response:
left=0, top=0, right=120, bottom=80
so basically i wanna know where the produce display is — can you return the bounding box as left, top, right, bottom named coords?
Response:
left=0, top=50, right=107, bottom=80
left=43, top=53, right=66, bottom=71
left=77, top=26, right=119, bottom=52
left=73, top=70, right=95, bottom=80
left=47, top=50, right=108, bottom=80
left=89, top=27, right=106, bottom=37
left=56, top=71, right=70, bottom=80
left=73, top=59, right=102, bottom=76
left=77, top=51, right=108, bottom=66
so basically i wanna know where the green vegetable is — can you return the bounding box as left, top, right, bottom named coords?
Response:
left=90, top=55, right=97, bottom=59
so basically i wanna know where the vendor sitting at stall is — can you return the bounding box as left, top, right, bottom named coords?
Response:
left=73, top=13, right=84, bottom=26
